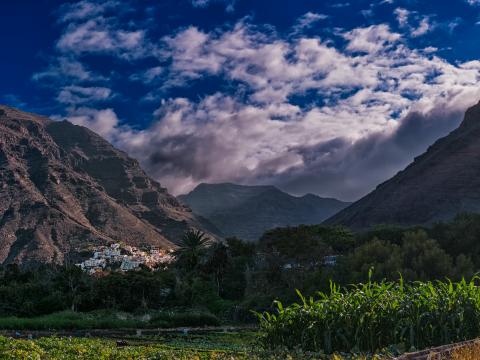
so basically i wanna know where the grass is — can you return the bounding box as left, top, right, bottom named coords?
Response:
left=0, top=333, right=394, bottom=359
left=0, top=332, right=260, bottom=360
left=0, top=309, right=220, bottom=330
left=0, top=335, right=246, bottom=360
left=449, top=340, right=480, bottom=360
left=257, top=276, right=480, bottom=354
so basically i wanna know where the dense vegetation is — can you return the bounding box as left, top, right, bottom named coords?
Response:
left=241, top=213, right=480, bottom=311
left=1, top=214, right=480, bottom=321
left=0, top=234, right=255, bottom=324
left=258, top=277, right=480, bottom=354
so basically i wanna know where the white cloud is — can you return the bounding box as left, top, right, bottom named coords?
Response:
left=67, top=108, right=121, bottom=140
left=411, top=17, right=432, bottom=37
left=54, top=1, right=153, bottom=61
left=423, top=46, right=438, bottom=53
left=32, top=57, right=101, bottom=83
left=129, top=66, right=164, bottom=83
left=57, top=85, right=112, bottom=105
left=331, top=2, right=350, bottom=8
left=191, top=0, right=236, bottom=12
left=121, top=21, right=480, bottom=197
left=293, top=12, right=328, bottom=33
left=57, top=0, right=120, bottom=22
left=344, top=25, right=401, bottom=53
left=394, top=8, right=410, bottom=27
left=162, top=23, right=390, bottom=103
left=42, top=8, right=480, bottom=199
left=394, top=8, right=434, bottom=37
left=447, top=18, right=462, bottom=33
left=57, top=19, right=147, bottom=59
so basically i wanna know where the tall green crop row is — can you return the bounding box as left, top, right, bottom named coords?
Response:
left=257, top=277, right=480, bottom=353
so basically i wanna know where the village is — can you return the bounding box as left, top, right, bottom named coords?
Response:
left=77, top=243, right=175, bottom=274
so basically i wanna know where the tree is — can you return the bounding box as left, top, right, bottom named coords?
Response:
left=344, top=237, right=402, bottom=283
left=203, top=242, right=229, bottom=296
left=400, top=230, right=453, bottom=281
left=431, top=213, right=480, bottom=267
left=175, top=229, right=210, bottom=273
left=55, top=265, right=90, bottom=312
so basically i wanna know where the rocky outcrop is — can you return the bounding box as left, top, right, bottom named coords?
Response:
left=179, top=183, right=350, bottom=241
left=325, top=101, right=480, bottom=229
left=0, top=105, right=216, bottom=265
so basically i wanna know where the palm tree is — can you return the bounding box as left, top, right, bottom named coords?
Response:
left=175, top=229, right=210, bottom=272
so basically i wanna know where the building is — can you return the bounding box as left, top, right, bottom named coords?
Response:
left=78, top=243, right=176, bottom=274
left=323, top=255, right=338, bottom=267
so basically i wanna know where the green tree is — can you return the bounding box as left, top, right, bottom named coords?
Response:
left=400, top=230, right=453, bottom=280
left=55, top=265, right=90, bottom=312
left=203, top=242, right=229, bottom=296
left=344, top=237, right=402, bottom=283
left=175, top=230, right=210, bottom=273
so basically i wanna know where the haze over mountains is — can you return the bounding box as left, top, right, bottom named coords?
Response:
left=327, top=101, right=480, bottom=229
left=179, top=183, right=350, bottom=241
left=0, top=105, right=216, bottom=265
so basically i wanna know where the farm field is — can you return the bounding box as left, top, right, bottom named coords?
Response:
left=0, top=331, right=394, bottom=360
left=0, top=332, right=257, bottom=360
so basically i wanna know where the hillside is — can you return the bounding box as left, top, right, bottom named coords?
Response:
left=0, top=105, right=216, bottom=265
left=325, top=101, right=480, bottom=229
left=179, top=183, right=350, bottom=240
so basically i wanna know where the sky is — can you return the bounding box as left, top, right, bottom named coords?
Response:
left=2, top=0, right=480, bottom=201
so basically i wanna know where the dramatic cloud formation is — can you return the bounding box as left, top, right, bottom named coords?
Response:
left=32, top=0, right=480, bottom=200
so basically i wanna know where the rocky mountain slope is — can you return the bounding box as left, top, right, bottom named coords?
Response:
left=179, top=183, right=350, bottom=240
left=0, top=105, right=216, bottom=265
left=325, top=101, right=480, bottom=229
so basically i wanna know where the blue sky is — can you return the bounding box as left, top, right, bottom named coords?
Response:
left=2, top=0, right=480, bottom=200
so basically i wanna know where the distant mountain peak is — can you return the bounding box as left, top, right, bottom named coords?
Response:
left=179, top=183, right=350, bottom=241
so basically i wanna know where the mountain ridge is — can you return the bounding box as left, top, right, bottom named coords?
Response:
left=325, top=101, right=480, bottom=229
left=0, top=105, right=217, bottom=265
left=179, top=182, right=350, bottom=240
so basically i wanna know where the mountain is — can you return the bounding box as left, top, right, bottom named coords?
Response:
left=178, top=183, right=350, bottom=241
left=325, top=101, right=480, bottom=229
left=0, top=105, right=217, bottom=265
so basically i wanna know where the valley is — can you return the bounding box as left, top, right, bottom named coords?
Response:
left=5, top=0, right=480, bottom=357
left=3, top=103, right=480, bottom=358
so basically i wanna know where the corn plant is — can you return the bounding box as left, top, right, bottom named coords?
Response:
left=257, top=276, right=480, bottom=354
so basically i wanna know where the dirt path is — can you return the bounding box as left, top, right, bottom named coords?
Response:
left=0, top=325, right=257, bottom=340
left=394, top=338, right=479, bottom=360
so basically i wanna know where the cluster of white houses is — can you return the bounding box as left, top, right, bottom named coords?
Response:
left=77, top=243, right=175, bottom=274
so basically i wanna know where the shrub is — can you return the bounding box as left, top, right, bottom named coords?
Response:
left=0, top=311, right=140, bottom=330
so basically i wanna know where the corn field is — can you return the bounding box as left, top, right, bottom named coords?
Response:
left=257, top=276, right=480, bottom=354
